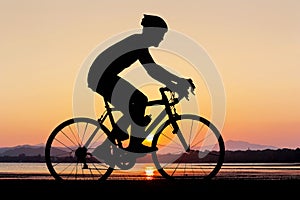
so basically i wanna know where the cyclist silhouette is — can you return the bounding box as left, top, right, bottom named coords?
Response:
left=87, top=14, right=192, bottom=153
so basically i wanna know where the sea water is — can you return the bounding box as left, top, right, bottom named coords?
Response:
left=0, top=162, right=299, bottom=180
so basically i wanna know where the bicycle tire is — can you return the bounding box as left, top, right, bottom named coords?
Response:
left=45, top=117, right=114, bottom=181
left=151, top=114, right=225, bottom=180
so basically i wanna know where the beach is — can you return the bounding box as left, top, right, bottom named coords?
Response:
left=0, top=162, right=299, bottom=198
left=0, top=178, right=299, bottom=198
left=0, top=168, right=299, bottom=198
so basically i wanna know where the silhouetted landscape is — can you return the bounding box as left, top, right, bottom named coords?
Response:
left=0, top=142, right=299, bottom=163
left=0, top=142, right=299, bottom=198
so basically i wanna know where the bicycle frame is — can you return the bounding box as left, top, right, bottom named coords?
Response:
left=84, top=87, right=189, bottom=151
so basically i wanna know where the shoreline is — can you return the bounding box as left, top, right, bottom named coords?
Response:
left=1, top=168, right=299, bottom=181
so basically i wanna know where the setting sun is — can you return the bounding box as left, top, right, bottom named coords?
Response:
left=145, top=166, right=155, bottom=179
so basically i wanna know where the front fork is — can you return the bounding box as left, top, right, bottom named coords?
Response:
left=170, top=114, right=190, bottom=152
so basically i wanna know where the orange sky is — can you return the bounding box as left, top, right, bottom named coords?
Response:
left=0, top=0, right=299, bottom=149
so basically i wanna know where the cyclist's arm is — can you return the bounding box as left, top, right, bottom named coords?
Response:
left=138, top=49, right=183, bottom=86
left=144, top=63, right=183, bottom=86
left=139, top=49, right=192, bottom=99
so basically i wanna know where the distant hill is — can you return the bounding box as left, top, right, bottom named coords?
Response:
left=0, top=140, right=281, bottom=157
left=0, top=144, right=44, bottom=156
left=0, top=141, right=298, bottom=163
left=224, top=140, right=279, bottom=151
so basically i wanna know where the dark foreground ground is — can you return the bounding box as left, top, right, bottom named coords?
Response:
left=0, top=179, right=299, bottom=198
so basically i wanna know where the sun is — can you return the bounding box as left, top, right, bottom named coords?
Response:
left=145, top=166, right=155, bottom=180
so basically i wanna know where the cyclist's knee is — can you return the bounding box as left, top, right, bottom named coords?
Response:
left=129, top=90, right=148, bottom=110
left=129, top=91, right=149, bottom=126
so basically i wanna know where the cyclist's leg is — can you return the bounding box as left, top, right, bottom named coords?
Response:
left=108, top=76, right=151, bottom=128
left=96, top=76, right=149, bottom=142
left=97, top=76, right=156, bottom=152
left=111, top=115, right=130, bottom=141
left=96, top=76, right=131, bottom=140
left=111, top=80, right=156, bottom=152
left=127, top=90, right=158, bottom=152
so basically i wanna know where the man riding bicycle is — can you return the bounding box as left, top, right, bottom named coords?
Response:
left=87, top=14, right=192, bottom=153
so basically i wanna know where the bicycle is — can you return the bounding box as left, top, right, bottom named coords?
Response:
left=45, top=79, right=225, bottom=181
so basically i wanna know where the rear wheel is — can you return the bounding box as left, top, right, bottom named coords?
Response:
left=45, top=117, right=114, bottom=181
left=152, top=114, right=225, bottom=180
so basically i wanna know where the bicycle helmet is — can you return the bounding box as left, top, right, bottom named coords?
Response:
left=141, top=14, right=168, bottom=29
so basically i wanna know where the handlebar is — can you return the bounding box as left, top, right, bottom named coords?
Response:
left=147, top=78, right=196, bottom=134
left=147, top=78, right=196, bottom=107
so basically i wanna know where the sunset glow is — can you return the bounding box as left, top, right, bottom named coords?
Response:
left=0, top=1, right=299, bottom=149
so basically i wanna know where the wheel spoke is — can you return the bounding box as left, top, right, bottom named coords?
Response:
left=45, top=117, right=114, bottom=181
left=152, top=114, right=225, bottom=180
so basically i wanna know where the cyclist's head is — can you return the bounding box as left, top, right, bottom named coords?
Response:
left=141, top=14, right=168, bottom=47
left=141, top=14, right=168, bottom=29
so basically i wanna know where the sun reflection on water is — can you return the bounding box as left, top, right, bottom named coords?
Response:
left=145, top=166, right=155, bottom=180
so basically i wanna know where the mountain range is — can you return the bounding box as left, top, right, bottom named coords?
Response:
left=224, top=140, right=278, bottom=151
left=0, top=140, right=280, bottom=157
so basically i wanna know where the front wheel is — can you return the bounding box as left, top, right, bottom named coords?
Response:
left=152, top=114, right=225, bottom=180
left=45, top=117, right=114, bottom=181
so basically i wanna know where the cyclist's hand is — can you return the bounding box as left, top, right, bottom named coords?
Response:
left=175, top=78, right=196, bottom=101
left=187, top=78, right=196, bottom=95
